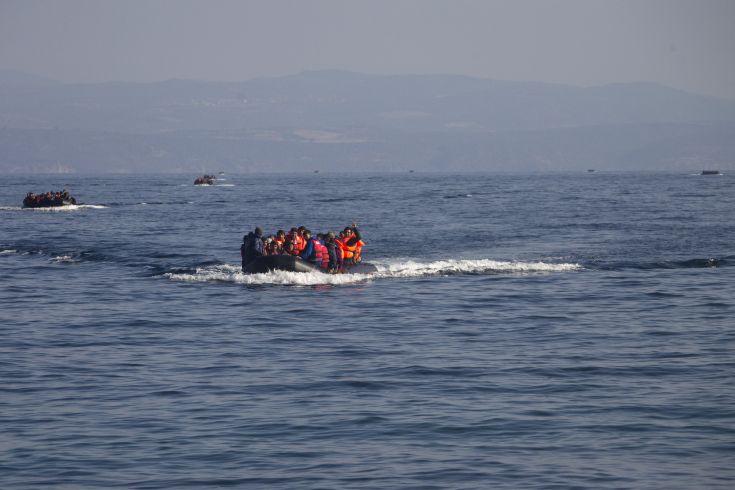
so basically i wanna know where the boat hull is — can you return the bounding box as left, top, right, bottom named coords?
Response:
left=23, top=199, right=76, bottom=208
left=244, top=255, right=377, bottom=274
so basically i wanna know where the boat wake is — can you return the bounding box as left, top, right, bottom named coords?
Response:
left=164, top=258, right=581, bottom=286
left=379, top=258, right=581, bottom=276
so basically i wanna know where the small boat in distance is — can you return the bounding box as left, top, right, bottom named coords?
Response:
left=587, top=169, right=595, bottom=173
left=701, top=170, right=720, bottom=175
left=23, top=190, right=77, bottom=208
left=194, top=174, right=216, bottom=185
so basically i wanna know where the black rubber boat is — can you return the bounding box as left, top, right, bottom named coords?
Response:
left=194, top=175, right=216, bottom=185
left=23, top=197, right=77, bottom=208
left=244, top=255, right=378, bottom=274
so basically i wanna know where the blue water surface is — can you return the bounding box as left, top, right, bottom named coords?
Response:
left=1, top=172, right=733, bottom=489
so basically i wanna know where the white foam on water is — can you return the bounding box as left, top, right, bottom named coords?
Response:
left=1, top=249, right=18, bottom=255
left=164, top=258, right=581, bottom=286
left=50, top=255, right=78, bottom=263
left=164, top=264, right=371, bottom=286
left=215, top=183, right=235, bottom=187
left=76, top=204, right=108, bottom=209
left=375, top=258, right=582, bottom=277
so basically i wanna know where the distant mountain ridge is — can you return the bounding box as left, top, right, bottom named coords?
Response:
left=1, top=70, right=734, bottom=172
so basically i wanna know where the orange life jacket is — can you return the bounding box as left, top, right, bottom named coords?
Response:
left=340, top=239, right=356, bottom=260
left=293, top=234, right=305, bottom=253
left=334, top=240, right=344, bottom=260
left=353, top=240, right=365, bottom=262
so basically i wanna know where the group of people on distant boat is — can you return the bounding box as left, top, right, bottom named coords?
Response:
left=194, top=175, right=217, bottom=185
left=23, top=190, right=76, bottom=208
left=241, top=224, right=365, bottom=273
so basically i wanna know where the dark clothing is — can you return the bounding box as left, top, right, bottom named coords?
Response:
left=325, top=240, right=338, bottom=271
left=300, top=238, right=317, bottom=262
left=241, top=232, right=264, bottom=271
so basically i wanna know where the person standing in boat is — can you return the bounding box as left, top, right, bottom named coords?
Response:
left=340, top=223, right=364, bottom=265
left=325, top=232, right=339, bottom=273
left=240, top=227, right=264, bottom=271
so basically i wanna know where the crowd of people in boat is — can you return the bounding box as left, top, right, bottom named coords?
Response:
left=23, top=190, right=77, bottom=208
left=241, top=224, right=365, bottom=273
left=194, top=175, right=217, bottom=185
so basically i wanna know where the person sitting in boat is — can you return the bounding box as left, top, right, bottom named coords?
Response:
left=264, top=235, right=283, bottom=255
left=299, top=230, right=317, bottom=262
left=274, top=230, right=286, bottom=248
left=297, top=227, right=309, bottom=253
left=283, top=240, right=297, bottom=256
left=299, top=230, right=328, bottom=268
left=316, top=233, right=331, bottom=270
left=240, top=227, right=264, bottom=271
left=285, top=227, right=303, bottom=253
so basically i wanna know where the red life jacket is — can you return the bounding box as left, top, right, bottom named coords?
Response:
left=317, top=241, right=330, bottom=269
left=313, top=240, right=328, bottom=267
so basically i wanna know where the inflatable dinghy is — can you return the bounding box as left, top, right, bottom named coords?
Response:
left=23, top=196, right=77, bottom=208
left=194, top=175, right=216, bottom=185
left=244, top=255, right=377, bottom=274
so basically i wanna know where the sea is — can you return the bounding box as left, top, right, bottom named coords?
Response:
left=1, top=171, right=733, bottom=489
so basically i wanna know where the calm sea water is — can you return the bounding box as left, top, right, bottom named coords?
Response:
left=1, top=172, right=733, bottom=489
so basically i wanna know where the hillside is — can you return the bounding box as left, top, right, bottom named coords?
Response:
left=1, top=70, right=734, bottom=172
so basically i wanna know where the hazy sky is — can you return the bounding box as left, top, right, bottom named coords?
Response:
left=1, top=0, right=734, bottom=99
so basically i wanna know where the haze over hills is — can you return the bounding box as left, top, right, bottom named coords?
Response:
left=1, top=69, right=734, bottom=173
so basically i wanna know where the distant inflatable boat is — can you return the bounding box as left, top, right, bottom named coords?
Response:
left=23, top=193, right=77, bottom=208
left=244, top=255, right=377, bottom=274
left=23, top=198, right=76, bottom=208
left=194, top=175, right=216, bottom=185
left=701, top=170, right=720, bottom=175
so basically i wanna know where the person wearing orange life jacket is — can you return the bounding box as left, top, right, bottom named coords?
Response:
left=285, top=227, right=297, bottom=244
left=285, top=227, right=305, bottom=254
left=274, top=230, right=286, bottom=248
left=340, top=224, right=365, bottom=265
left=334, top=233, right=346, bottom=271
left=296, top=226, right=308, bottom=253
